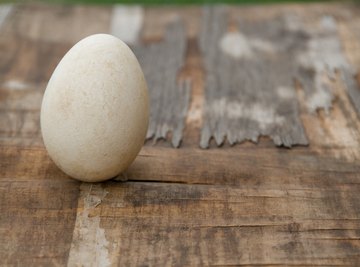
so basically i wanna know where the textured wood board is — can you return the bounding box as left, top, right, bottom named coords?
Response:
left=339, top=14, right=360, bottom=115
left=2, top=146, right=360, bottom=266
left=297, top=74, right=360, bottom=162
left=133, top=20, right=191, bottom=147
left=200, top=7, right=308, bottom=148
left=199, top=6, right=360, bottom=148
left=76, top=181, right=360, bottom=266
left=0, top=147, right=80, bottom=266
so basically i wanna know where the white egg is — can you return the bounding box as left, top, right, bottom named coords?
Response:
left=41, top=34, right=149, bottom=182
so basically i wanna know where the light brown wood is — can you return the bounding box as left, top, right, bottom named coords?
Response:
left=1, top=3, right=360, bottom=266
left=2, top=145, right=360, bottom=266
left=0, top=146, right=80, bottom=266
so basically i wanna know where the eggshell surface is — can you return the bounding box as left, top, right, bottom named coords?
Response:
left=41, top=34, right=149, bottom=182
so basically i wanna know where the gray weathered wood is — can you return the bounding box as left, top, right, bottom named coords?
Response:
left=133, top=20, right=190, bottom=148
left=296, top=15, right=360, bottom=114
left=200, top=7, right=308, bottom=148
left=342, top=69, right=360, bottom=114
left=199, top=7, right=360, bottom=149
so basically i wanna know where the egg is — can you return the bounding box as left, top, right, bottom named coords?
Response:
left=41, top=34, right=149, bottom=182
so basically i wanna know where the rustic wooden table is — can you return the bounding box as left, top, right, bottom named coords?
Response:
left=1, top=3, right=360, bottom=266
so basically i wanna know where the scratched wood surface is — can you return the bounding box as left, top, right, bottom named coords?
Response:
left=1, top=3, right=360, bottom=266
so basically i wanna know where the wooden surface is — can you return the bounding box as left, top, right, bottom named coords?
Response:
left=1, top=3, right=360, bottom=266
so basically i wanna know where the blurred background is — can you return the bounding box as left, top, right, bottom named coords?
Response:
left=0, top=0, right=360, bottom=148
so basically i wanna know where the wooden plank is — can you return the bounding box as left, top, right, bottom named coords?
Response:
left=0, top=147, right=80, bottom=266
left=2, top=144, right=359, bottom=191
left=199, top=7, right=308, bottom=148
left=133, top=20, right=190, bottom=147
left=2, top=145, right=360, bottom=266
left=67, top=184, right=110, bottom=267
left=182, top=37, right=205, bottom=147
left=296, top=70, right=360, bottom=162
left=338, top=16, right=360, bottom=115
left=92, top=181, right=360, bottom=266
left=199, top=6, right=360, bottom=149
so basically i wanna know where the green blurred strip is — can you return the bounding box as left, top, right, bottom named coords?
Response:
left=0, top=0, right=351, bottom=5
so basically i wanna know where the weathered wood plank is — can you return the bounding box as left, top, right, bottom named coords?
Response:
left=0, top=147, right=80, bottom=266
left=133, top=20, right=190, bottom=147
left=296, top=15, right=360, bottom=117
left=67, top=184, right=110, bottom=267
left=2, top=145, right=360, bottom=266
left=199, top=7, right=308, bottom=148
left=2, top=144, right=360, bottom=189
left=199, top=6, right=360, bottom=149
left=338, top=16, right=360, bottom=115
left=296, top=71, right=360, bottom=162
left=97, top=181, right=360, bottom=266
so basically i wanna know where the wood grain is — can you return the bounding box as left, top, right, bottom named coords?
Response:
left=199, top=6, right=360, bottom=149
left=2, top=145, right=360, bottom=266
left=200, top=7, right=308, bottom=148
left=0, top=147, right=80, bottom=266
left=96, top=181, right=360, bottom=266
left=134, top=20, right=190, bottom=147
